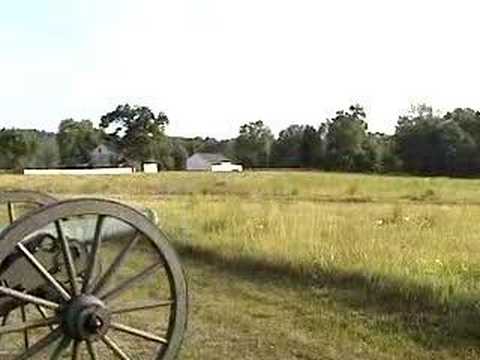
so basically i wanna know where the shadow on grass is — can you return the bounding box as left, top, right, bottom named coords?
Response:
left=175, top=242, right=480, bottom=353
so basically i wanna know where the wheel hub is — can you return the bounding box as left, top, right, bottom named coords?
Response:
left=61, top=295, right=111, bottom=340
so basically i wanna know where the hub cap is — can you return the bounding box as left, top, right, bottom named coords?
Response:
left=62, top=295, right=111, bottom=340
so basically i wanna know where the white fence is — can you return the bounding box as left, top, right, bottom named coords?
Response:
left=24, top=168, right=135, bottom=176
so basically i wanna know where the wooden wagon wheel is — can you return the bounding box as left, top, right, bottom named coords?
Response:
left=0, top=191, right=58, bottom=225
left=0, top=190, right=59, bottom=353
left=0, top=198, right=188, bottom=359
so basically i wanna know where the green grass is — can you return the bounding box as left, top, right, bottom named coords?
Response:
left=154, top=196, right=480, bottom=305
left=6, top=171, right=480, bottom=204
left=3, top=171, right=480, bottom=358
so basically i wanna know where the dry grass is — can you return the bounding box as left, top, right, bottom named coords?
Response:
left=149, top=196, right=480, bottom=311
left=2, top=171, right=480, bottom=358
left=2, top=171, right=480, bottom=204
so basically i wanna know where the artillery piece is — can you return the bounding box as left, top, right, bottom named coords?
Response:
left=0, top=191, right=187, bottom=359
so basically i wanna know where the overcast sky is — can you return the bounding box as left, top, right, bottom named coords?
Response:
left=1, top=0, right=479, bottom=139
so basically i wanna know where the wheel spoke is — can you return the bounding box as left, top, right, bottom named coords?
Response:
left=111, top=322, right=168, bottom=344
left=93, top=233, right=141, bottom=296
left=20, top=304, right=29, bottom=349
left=1, top=313, right=9, bottom=325
left=51, top=336, right=72, bottom=360
left=55, top=220, right=81, bottom=296
left=86, top=340, right=98, bottom=360
left=83, top=215, right=106, bottom=294
left=7, top=202, right=15, bottom=224
left=17, top=243, right=71, bottom=301
left=14, top=328, right=63, bottom=360
left=0, top=316, right=58, bottom=335
left=0, top=199, right=187, bottom=359
left=101, top=335, right=132, bottom=360
left=111, top=299, right=174, bottom=315
left=100, top=262, right=161, bottom=302
left=35, top=305, right=56, bottom=330
left=71, top=340, right=80, bottom=360
left=0, top=286, right=59, bottom=310
left=0, top=312, right=10, bottom=342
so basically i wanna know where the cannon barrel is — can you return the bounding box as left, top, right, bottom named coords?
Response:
left=53, top=205, right=158, bottom=243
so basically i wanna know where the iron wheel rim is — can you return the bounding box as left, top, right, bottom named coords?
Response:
left=0, top=198, right=188, bottom=360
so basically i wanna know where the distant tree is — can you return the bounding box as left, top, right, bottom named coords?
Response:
left=234, top=120, right=275, bottom=168
left=324, top=105, right=371, bottom=171
left=171, top=141, right=189, bottom=170
left=395, top=104, right=436, bottom=173
left=57, top=119, right=102, bottom=166
left=151, top=139, right=174, bottom=170
left=272, top=125, right=306, bottom=167
left=301, top=125, right=326, bottom=168
left=38, top=140, right=60, bottom=168
left=100, top=104, right=169, bottom=164
left=180, top=136, right=205, bottom=156
left=394, top=104, right=477, bottom=175
left=443, top=108, right=480, bottom=174
left=444, top=108, right=480, bottom=143
left=197, top=137, right=224, bottom=153
left=29, top=137, right=60, bottom=168
left=365, top=133, right=401, bottom=173
left=0, top=129, right=36, bottom=170
left=221, top=139, right=237, bottom=161
left=271, top=123, right=326, bottom=169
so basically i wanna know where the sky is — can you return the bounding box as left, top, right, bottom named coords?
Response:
left=1, top=0, right=480, bottom=139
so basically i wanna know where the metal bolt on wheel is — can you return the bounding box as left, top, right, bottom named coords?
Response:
left=0, top=197, right=188, bottom=359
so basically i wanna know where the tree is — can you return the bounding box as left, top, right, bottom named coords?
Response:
left=57, top=119, right=102, bottom=166
left=443, top=108, right=480, bottom=175
left=170, top=141, right=189, bottom=170
left=324, top=105, right=371, bottom=171
left=234, top=120, right=275, bottom=168
left=301, top=125, right=326, bottom=168
left=444, top=108, right=480, bottom=144
left=179, top=136, right=205, bottom=156
left=0, top=129, right=36, bottom=170
left=100, top=104, right=170, bottom=164
left=197, top=137, right=224, bottom=153
left=27, top=136, right=60, bottom=168
left=366, top=133, right=401, bottom=173
left=36, top=139, right=60, bottom=168
left=271, top=124, right=325, bottom=168
left=272, top=125, right=305, bottom=167
left=394, top=105, right=477, bottom=176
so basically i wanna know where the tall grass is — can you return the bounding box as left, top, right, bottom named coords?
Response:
left=4, top=171, right=480, bottom=358
left=145, top=195, right=480, bottom=312
left=4, top=171, right=480, bottom=311
left=3, top=171, right=480, bottom=204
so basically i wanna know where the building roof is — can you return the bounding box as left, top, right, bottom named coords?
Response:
left=190, top=152, right=231, bottom=164
left=92, top=142, right=119, bottom=154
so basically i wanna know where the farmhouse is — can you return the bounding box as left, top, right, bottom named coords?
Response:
left=90, top=144, right=120, bottom=167
left=186, top=153, right=243, bottom=172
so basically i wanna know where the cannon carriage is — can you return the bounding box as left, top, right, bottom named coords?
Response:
left=0, top=191, right=187, bottom=359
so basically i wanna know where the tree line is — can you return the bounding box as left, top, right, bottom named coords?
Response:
left=2, top=103, right=480, bottom=177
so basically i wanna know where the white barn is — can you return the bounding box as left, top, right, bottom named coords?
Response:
left=186, top=153, right=242, bottom=172
left=143, top=162, right=159, bottom=173
left=211, top=162, right=243, bottom=172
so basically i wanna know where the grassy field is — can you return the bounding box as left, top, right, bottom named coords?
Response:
left=2, top=171, right=480, bottom=359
